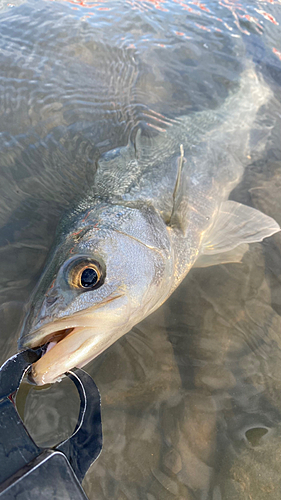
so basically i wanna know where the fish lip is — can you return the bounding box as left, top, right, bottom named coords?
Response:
left=18, top=319, right=78, bottom=350
left=18, top=293, right=124, bottom=350
left=34, top=327, right=75, bottom=350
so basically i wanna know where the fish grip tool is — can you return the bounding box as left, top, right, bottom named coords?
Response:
left=0, top=348, right=102, bottom=499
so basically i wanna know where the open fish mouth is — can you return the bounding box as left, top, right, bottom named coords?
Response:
left=23, top=322, right=105, bottom=385
left=19, top=293, right=125, bottom=351
left=19, top=293, right=128, bottom=385
left=19, top=321, right=105, bottom=385
left=25, top=326, right=77, bottom=384
left=37, top=327, right=75, bottom=351
left=19, top=317, right=84, bottom=352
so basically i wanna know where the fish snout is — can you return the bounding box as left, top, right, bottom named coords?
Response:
left=38, top=290, right=64, bottom=320
left=18, top=291, right=65, bottom=349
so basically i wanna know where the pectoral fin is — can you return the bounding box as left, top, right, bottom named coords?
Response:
left=194, top=243, right=249, bottom=268
left=200, top=200, right=280, bottom=257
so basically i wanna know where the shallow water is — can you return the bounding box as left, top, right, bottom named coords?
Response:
left=0, top=0, right=281, bottom=498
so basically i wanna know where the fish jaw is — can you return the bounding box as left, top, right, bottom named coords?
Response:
left=20, top=280, right=170, bottom=385
left=20, top=294, right=135, bottom=385
left=30, top=324, right=129, bottom=385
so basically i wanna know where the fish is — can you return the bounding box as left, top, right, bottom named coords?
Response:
left=18, top=65, right=280, bottom=385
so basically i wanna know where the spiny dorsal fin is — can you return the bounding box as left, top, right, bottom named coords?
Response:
left=167, top=144, right=189, bottom=232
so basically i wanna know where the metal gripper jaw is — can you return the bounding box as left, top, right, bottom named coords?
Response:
left=0, top=348, right=102, bottom=499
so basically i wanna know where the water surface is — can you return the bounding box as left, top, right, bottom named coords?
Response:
left=0, top=0, right=281, bottom=498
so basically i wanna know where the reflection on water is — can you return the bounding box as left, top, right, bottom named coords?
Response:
left=0, top=0, right=281, bottom=498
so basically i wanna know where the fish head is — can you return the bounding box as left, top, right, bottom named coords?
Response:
left=18, top=203, right=173, bottom=385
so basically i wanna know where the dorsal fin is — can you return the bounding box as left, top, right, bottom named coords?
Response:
left=166, top=144, right=189, bottom=233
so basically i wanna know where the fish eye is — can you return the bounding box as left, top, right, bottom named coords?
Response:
left=68, top=259, right=104, bottom=290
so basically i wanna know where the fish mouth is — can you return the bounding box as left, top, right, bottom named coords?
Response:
left=27, top=324, right=97, bottom=386
left=25, top=325, right=77, bottom=384
left=19, top=293, right=124, bottom=351
left=19, top=316, right=88, bottom=352
left=35, top=327, right=75, bottom=351
left=19, top=294, right=128, bottom=385
left=24, top=321, right=122, bottom=386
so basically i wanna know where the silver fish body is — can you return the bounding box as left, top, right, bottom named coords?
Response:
left=19, top=66, right=280, bottom=384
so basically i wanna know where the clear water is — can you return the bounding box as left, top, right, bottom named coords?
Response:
left=0, top=0, right=281, bottom=498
